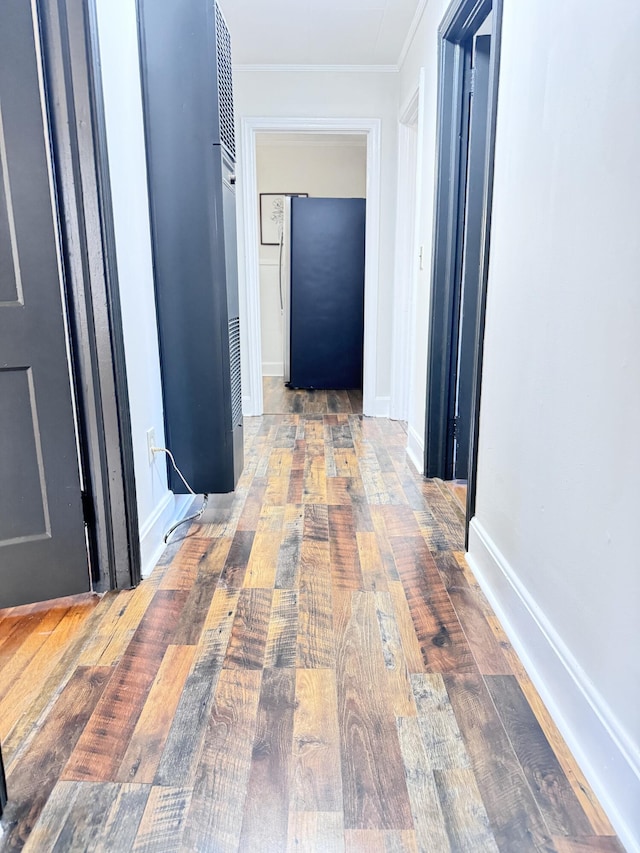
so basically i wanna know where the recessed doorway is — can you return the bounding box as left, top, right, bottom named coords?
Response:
left=239, top=118, right=382, bottom=418
left=424, top=0, right=503, bottom=537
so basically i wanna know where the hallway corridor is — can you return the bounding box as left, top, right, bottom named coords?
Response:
left=0, top=413, right=621, bottom=852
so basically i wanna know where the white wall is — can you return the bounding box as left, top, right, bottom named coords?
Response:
left=469, top=1, right=640, bottom=846
left=256, top=137, right=367, bottom=375
left=94, top=0, right=192, bottom=576
left=234, top=70, right=399, bottom=409
left=402, top=0, right=640, bottom=848
left=398, top=0, right=451, bottom=463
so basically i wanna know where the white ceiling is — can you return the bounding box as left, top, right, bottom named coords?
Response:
left=217, top=0, right=423, bottom=67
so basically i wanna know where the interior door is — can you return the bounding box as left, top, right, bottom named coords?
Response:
left=453, top=34, right=491, bottom=479
left=0, top=1, right=90, bottom=608
left=289, top=197, right=366, bottom=390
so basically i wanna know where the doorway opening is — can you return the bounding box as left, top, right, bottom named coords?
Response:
left=239, top=118, right=382, bottom=418
left=255, top=132, right=367, bottom=416
left=424, top=0, right=503, bottom=538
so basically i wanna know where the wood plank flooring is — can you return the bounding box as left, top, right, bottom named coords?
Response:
left=263, top=376, right=363, bottom=415
left=0, top=410, right=623, bottom=852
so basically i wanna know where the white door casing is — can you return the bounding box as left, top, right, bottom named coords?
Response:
left=238, top=116, right=382, bottom=416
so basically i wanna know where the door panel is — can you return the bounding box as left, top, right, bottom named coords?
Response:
left=289, top=197, right=366, bottom=390
left=0, top=2, right=89, bottom=607
left=453, top=34, right=491, bottom=479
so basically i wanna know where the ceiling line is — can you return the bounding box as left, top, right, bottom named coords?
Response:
left=234, top=64, right=399, bottom=74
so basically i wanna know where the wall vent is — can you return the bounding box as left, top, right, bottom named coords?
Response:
left=215, top=4, right=235, bottom=159
left=229, top=316, right=242, bottom=427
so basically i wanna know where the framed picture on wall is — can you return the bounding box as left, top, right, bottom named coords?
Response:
left=259, top=193, right=308, bottom=245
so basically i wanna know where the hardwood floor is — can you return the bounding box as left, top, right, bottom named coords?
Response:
left=0, top=409, right=623, bottom=852
left=444, top=480, right=467, bottom=513
left=263, top=376, right=363, bottom=415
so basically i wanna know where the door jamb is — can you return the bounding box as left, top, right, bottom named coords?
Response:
left=423, top=0, right=503, bottom=541
left=239, top=117, right=382, bottom=417
left=390, top=84, right=422, bottom=422
left=38, top=0, right=141, bottom=589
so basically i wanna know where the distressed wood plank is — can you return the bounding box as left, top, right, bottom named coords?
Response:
left=432, top=550, right=511, bottom=675
left=243, top=531, right=281, bottom=588
left=62, top=590, right=188, bottom=782
left=287, top=811, right=344, bottom=852
left=433, top=768, right=500, bottom=853
left=391, top=537, right=476, bottom=674
left=182, top=669, right=262, bottom=852
left=552, top=838, right=627, bottom=853
left=132, top=787, right=192, bottom=852
left=344, top=830, right=419, bottom=852
left=395, top=715, right=452, bottom=853
left=329, top=505, right=364, bottom=591
left=239, top=668, right=296, bottom=850
left=275, top=504, right=304, bottom=590
left=158, top=536, right=212, bottom=591
left=357, top=532, right=388, bottom=593
left=387, top=581, right=425, bottom=675
left=445, top=673, right=553, bottom=852
left=152, top=588, right=240, bottom=787
left=225, top=588, right=273, bottom=669
left=291, top=668, right=343, bottom=812
left=171, top=537, right=232, bottom=645
left=296, top=538, right=334, bottom=669
left=1, top=667, right=111, bottom=851
left=373, top=592, right=416, bottom=716
left=92, top=784, right=151, bottom=852
left=334, top=591, right=413, bottom=830
left=485, top=675, right=593, bottom=837
left=0, top=602, right=107, bottom=745
left=219, top=530, right=255, bottom=589
left=410, top=674, right=471, bottom=769
left=49, top=782, right=121, bottom=853
left=117, top=645, right=196, bottom=784
left=21, top=781, right=79, bottom=853
left=265, top=589, right=299, bottom=668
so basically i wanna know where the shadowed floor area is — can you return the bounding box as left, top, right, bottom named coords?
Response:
left=0, top=411, right=621, bottom=852
left=263, top=376, right=363, bottom=415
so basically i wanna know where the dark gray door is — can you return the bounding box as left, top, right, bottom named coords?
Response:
left=453, top=34, right=491, bottom=479
left=289, top=197, right=366, bottom=390
left=0, top=2, right=89, bottom=607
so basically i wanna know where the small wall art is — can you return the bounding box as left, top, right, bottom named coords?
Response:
left=259, top=193, right=308, bottom=245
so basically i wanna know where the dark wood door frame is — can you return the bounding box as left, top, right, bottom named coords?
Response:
left=423, top=0, right=503, bottom=543
left=38, top=0, right=141, bottom=590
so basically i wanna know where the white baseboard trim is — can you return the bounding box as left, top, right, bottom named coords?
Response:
left=406, top=422, right=424, bottom=474
left=262, top=362, right=284, bottom=377
left=139, top=492, right=195, bottom=579
left=467, top=518, right=640, bottom=853
left=364, top=395, right=390, bottom=418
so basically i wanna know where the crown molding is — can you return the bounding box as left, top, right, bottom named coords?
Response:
left=397, top=0, right=429, bottom=69
left=234, top=63, right=399, bottom=74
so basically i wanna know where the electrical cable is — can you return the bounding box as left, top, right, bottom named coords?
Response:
left=150, top=446, right=209, bottom=542
left=278, top=228, right=284, bottom=311
left=163, top=494, right=209, bottom=543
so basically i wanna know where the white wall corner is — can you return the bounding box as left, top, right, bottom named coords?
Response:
left=466, top=519, right=640, bottom=853
left=139, top=492, right=195, bottom=578
left=406, top=422, right=424, bottom=474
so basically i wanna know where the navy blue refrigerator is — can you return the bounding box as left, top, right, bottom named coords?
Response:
left=283, top=197, right=366, bottom=389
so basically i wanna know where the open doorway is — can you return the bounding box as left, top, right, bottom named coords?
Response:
left=239, top=118, right=382, bottom=418
left=256, top=133, right=366, bottom=415
left=424, top=0, right=503, bottom=534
